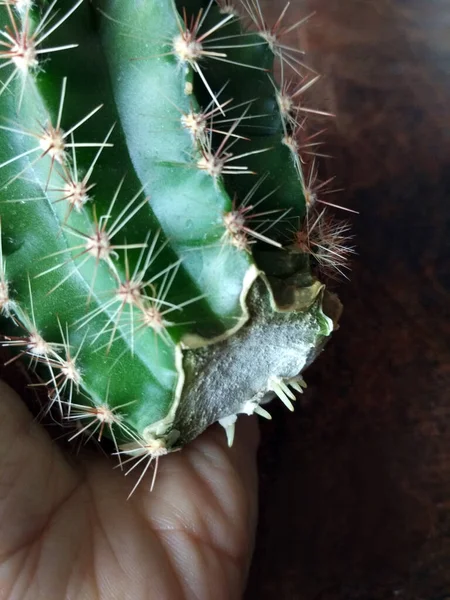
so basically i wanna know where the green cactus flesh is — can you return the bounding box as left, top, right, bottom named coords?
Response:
left=0, top=0, right=346, bottom=481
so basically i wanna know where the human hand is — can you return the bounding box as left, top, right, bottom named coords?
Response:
left=0, top=380, right=259, bottom=600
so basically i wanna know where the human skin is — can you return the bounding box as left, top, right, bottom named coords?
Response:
left=0, top=380, right=259, bottom=600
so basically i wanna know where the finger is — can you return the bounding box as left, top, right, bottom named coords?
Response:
left=135, top=416, right=260, bottom=599
left=201, top=415, right=260, bottom=579
left=0, top=380, right=78, bottom=561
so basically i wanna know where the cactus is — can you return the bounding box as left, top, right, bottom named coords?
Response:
left=0, top=0, right=348, bottom=493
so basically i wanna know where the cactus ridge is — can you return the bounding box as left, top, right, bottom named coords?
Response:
left=0, top=0, right=348, bottom=494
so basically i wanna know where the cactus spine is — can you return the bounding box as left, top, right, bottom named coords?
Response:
left=0, top=0, right=347, bottom=493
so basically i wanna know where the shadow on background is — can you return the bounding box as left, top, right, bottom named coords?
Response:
left=246, top=0, right=450, bottom=598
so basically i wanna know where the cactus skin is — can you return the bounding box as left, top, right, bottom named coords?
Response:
left=0, top=0, right=345, bottom=489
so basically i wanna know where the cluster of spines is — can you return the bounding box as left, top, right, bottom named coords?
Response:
left=0, top=0, right=352, bottom=494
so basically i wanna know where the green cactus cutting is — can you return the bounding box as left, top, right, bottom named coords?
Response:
left=0, top=0, right=350, bottom=494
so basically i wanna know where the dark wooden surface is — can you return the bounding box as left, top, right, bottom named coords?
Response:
left=246, top=1, right=450, bottom=598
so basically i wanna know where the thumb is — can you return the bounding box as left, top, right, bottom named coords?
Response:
left=143, top=414, right=260, bottom=596
left=0, top=379, right=77, bottom=561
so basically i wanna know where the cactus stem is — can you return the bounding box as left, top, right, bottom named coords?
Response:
left=75, top=243, right=182, bottom=353
left=36, top=182, right=149, bottom=298
left=174, top=3, right=234, bottom=59
left=222, top=175, right=287, bottom=251
left=119, top=437, right=172, bottom=497
left=95, top=180, right=148, bottom=241
left=31, top=319, right=84, bottom=412
left=49, top=124, right=115, bottom=225
left=181, top=97, right=253, bottom=144
left=124, top=290, right=204, bottom=348
left=2, top=277, right=64, bottom=367
left=53, top=317, right=83, bottom=383
left=105, top=293, right=203, bottom=367
left=282, top=119, right=331, bottom=164
left=0, top=0, right=343, bottom=472
left=288, top=208, right=355, bottom=279
left=65, top=396, right=137, bottom=465
left=240, top=0, right=316, bottom=77
left=141, top=3, right=234, bottom=114
left=178, top=93, right=266, bottom=145
left=35, top=233, right=145, bottom=299
left=180, top=98, right=231, bottom=142
left=2, top=330, right=54, bottom=366
left=173, top=1, right=267, bottom=103
left=223, top=202, right=285, bottom=251
left=0, top=1, right=83, bottom=107
left=274, top=74, right=318, bottom=127
left=303, top=158, right=356, bottom=215
left=160, top=81, right=237, bottom=142
left=283, top=127, right=331, bottom=173
left=274, top=74, right=334, bottom=125
left=197, top=112, right=272, bottom=179
left=0, top=78, right=110, bottom=189
left=282, top=132, right=302, bottom=174
left=131, top=305, right=173, bottom=348
left=133, top=0, right=266, bottom=113
left=79, top=284, right=144, bottom=353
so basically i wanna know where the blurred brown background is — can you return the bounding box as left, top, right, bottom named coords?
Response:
left=245, top=0, right=450, bottom=598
